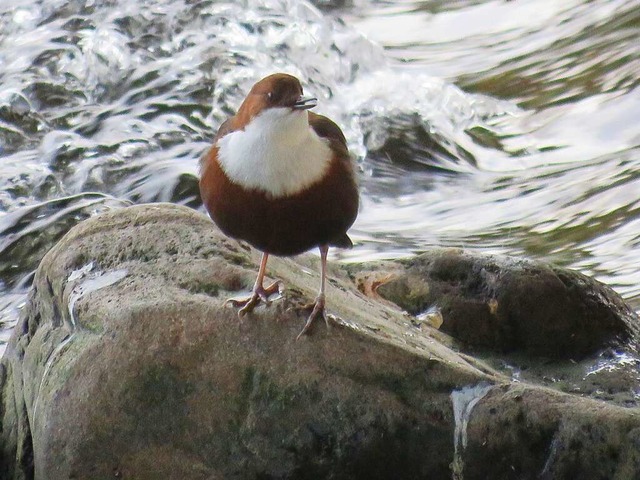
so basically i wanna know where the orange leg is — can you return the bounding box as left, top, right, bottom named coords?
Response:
left=297, top=245, right=329, bottom=339
left=226, top=252, right=281, bottom=316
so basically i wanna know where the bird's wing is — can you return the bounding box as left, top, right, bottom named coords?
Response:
left=213, top=117, right=235, bottom=143
left=199, top=118, right=235, bottom=173
left=308, top=112, right=348, bottom=154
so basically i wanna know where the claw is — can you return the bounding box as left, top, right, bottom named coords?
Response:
left=296, top=293, right=327, bottom=340
left=258, top=280, right=281, bottom=303
left=225, top=280, right=282, bottom=316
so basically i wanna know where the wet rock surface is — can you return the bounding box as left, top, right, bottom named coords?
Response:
left=1, top=204, right=639, bottom=480
left=463, top=385, right=640, bottom=480
left=368, top=250, right=639, bottom=359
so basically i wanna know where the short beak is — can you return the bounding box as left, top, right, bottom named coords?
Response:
left=292, top=95, right=317, bottom=110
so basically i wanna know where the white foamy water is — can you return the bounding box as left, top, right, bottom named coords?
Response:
left=1, top=0, right=638, bottom=355
left=451, top=383, right=494, bottom=480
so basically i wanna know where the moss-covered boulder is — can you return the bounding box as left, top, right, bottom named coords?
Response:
left=1, top=204, right=639, bottom=480
left=367, top=250, right=639, bottom=359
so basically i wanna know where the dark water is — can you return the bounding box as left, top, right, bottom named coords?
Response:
left=1, top=0, right=639, bottom=352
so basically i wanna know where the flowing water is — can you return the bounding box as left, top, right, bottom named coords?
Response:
left=450, top=382, right=494, bottom=480
left=0, top=0, right=639, bottom=353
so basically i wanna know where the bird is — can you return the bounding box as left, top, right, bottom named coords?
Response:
left=199, top=73, right=359, bottom=338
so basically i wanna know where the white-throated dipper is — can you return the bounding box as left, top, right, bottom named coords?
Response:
left=199, top=73, right=359, bottom=337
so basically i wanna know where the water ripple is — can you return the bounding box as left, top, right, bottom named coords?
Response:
left=0, top=0, right=638, bottom=352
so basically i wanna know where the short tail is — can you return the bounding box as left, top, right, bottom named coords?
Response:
left=330, top=233, right=353, bottom=249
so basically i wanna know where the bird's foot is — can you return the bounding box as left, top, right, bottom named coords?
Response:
left=225, top=281, right=282, bottom=316
left=296, top=293, right=328, bottom=340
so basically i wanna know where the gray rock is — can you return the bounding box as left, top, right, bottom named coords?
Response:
left=463, top=385, right=640, bottom=480
left=1, top=204, right=639, bottom=479
left=369, top=249, right=639, bottom=359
